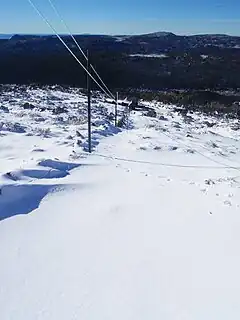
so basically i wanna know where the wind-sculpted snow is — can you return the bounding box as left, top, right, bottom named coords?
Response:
left=0, top=85, right=125, bottom=219
left=1, top=85, right=240, bottom=319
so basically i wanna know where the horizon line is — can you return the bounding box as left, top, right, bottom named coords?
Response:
left=1, top=31, right=240, bottom=37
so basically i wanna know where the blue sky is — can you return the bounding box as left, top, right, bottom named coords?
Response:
left=1, top=0, right=240, bottom=35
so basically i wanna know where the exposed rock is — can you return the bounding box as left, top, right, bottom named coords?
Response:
left=204, top=121, right=216, bottom=128
left=146, top=109, right=157, bottom=118
left=205, top=179, right=215, bottom=185
left=0, top=105, right=9, bottom=113
left=22, top=102, right=35, bottom=110
left=169, top=146, right=178, bottom=151
left=231, top=124, right=240, bottom=131
left=53, top=106, right=68, bottom=114
left=159, top=115, right=168, bottom=121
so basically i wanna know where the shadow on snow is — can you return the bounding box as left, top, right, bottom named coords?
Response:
left=0, top=183, right=80, bottom=221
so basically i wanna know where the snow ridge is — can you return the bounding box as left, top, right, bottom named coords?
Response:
left=1, top=86, right=240, bottom=320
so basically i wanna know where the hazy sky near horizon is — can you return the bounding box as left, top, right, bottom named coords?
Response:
left=1, top=0, right=240, bottom=35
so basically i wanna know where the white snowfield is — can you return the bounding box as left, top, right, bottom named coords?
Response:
left=1, top=86, right=240, bottom=319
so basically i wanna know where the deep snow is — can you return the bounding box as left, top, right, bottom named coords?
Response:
left=1, top=86, right=240, bottom=319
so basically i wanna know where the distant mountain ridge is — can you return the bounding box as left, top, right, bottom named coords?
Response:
left=0, top=34, right=12, bottom=39
left=0, top=31, right=239, bottom=90
left=5, top=31, right=240, bottom=50
left=132, top=31, right=177, bottom=38
left=2, top=31, right=240, bottom=39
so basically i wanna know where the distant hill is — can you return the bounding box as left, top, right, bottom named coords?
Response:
left=5, top=31, right=240, bottom=52
left=0, top=31, right=239, bottom=90
left=0, top=34, right=12, bottom=39
left=133, top=31, right=177, bottom=38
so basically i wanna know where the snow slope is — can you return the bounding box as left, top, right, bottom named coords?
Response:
left=1, top=86, right=240, bottom=319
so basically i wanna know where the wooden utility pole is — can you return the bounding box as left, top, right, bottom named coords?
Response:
left=87, top=50, right=92, bottom=153
left=115, top=91, right=118, bottom=126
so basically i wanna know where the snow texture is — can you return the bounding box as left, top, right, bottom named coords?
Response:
left=0, top=86, right=240, bottom=319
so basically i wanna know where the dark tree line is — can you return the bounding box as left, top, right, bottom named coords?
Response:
left=0, top=35, right=240, bottom=90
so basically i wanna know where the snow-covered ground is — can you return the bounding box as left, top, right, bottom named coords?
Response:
left=1, top=85, right=240, bottom=319
left=129, top=54, right=168, bottom=58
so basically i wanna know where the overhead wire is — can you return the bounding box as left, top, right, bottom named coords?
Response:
left=191, top=136, right=240, bottom=167
left=84, top=110, right=240, bottom=172
left=159, top=128, right=240, bottom=172
left=86, top=152, right=240, bottom=169
left=93, top=108, right=240, bottom=172
left=24, top=0, right=240, bottom=173
left=46, top=0, right=115, bottom=100
left=27, top=0, right=115, bottom=100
